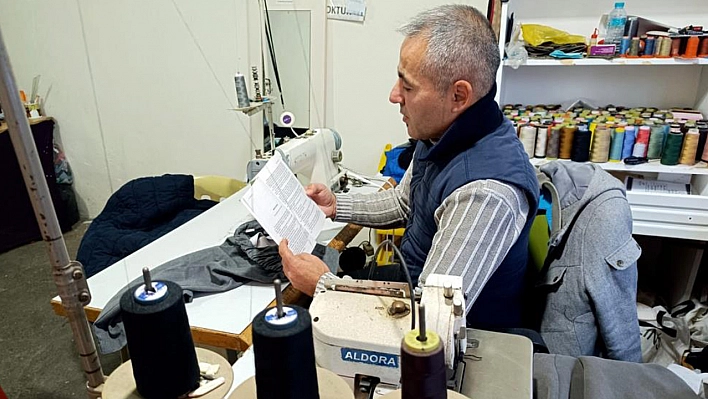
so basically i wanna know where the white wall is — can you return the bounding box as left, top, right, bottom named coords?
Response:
left=0, top=0, right=112, bottom=218
left=0, top=0, right=254, bottom=218
left=325, top=0, right=489, bottom=176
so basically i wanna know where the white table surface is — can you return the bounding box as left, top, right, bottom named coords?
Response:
left=55, top=185, right=370, bottom=336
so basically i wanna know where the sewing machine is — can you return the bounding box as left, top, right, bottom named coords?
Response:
left=246, top=128, right=343, bottom=190
left=309, top=273, right=470, bottom=396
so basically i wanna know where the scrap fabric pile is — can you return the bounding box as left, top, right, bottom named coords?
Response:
left=504, top=104, right=708, bottom=165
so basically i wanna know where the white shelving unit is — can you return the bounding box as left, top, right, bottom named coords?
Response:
left=496, top=0, right=708, bottom=303
left=504, top=58, right=708, bottom=67
left=530, top=158, right=708, bottom=175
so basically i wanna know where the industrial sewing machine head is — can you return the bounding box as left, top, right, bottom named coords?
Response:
left=309, top=273, right=468, bottom=395
left=246, top=128, right=343, bottom=191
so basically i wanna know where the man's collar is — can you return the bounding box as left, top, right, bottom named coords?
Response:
left=418, top=84, right=503, bottom=163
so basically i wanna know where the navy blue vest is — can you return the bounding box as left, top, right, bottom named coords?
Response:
left=399, top=86, right=539, bottom=329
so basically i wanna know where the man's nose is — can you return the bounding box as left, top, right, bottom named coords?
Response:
left=389, top=82, right=402, bottom=104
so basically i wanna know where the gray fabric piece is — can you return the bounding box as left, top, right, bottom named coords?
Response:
left=538, top=162, right=642, bottom=362
left=570, top=356, right=698, bottom=399
left=92, top=220, right=339, bottom=354
left=534, top=353, right=576, bottom=399
left=534, top=354, right=698, bottom=399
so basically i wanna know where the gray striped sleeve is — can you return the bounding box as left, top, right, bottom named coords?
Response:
left=419, top=180, right=529, bottom=314
left=333, top=167, right=411, bottom=229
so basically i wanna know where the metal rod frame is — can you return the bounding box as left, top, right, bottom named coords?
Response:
left=0, top=26, right=105, bottom=398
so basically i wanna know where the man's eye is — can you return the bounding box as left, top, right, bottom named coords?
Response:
left=403, top=86, right=412, bottom=91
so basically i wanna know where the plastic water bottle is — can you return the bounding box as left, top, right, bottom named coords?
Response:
left=605, top=2, right=628, bottom=47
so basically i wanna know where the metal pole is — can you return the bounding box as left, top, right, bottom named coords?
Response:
left=266, top=102, right=275, bottom=154
left=0, top=26, right=105, bottom=398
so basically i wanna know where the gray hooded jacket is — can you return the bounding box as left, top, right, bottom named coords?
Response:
left=538, top=162, right=642, bottom=362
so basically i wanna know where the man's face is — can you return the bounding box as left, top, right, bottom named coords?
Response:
left=389, top=36, right=453, bottom=141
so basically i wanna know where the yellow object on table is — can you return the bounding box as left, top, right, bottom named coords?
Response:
left=194, top=175, right=246, bottom=202
left=375, top=143, right=405, bottom=264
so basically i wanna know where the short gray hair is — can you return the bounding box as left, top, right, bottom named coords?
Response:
left=399, top=5, right=499, bottom=99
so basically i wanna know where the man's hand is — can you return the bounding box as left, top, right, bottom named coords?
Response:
left=279, top=239, right=330, bottom=296
left=305, top=183, right=337, bottom=219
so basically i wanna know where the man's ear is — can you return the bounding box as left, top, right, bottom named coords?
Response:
left=451, top=80, right=474, bottom=113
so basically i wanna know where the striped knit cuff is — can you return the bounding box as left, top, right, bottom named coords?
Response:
left=314, top=271, right=338, bottom=296
left=334, top=193, right=353, bottom=222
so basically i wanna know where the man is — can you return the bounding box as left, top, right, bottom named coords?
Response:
left=280, top=4, right=539, bottom=329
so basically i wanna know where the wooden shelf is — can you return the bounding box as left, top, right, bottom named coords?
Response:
left=505, top=58, right=708, bottom=67
left=530, top=158, right=708, bottom=175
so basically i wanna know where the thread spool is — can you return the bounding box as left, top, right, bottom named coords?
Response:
left=234, top=73, right=251, bottom=108
left=685, top=36, right=700, bottom=58
left=659, top=37, right=672, bottom=57
left=519, top=125, right=536, bottom=158
left=622, top=126, right=636, bottom=159
left=570, top=126, right=591, bottom=162
left=655, top=37, right=665, bottom=57
left=590, top=125, right=611, bottom=163
left=679, top=129, right=700, bottom=165
left=400, top=330, right=447, bottom=399
left=609, top=127, right=625, bottom=161
left=644, top=36, right=656, bottom=57
left=629, top=37, right=640, bottom=57
left=546, top=126, right=561, bottom=159
left=663, top=123, right=671, bottom=147
left=534, top=125, right=549, bottom=158
left=120, top=278, right=200, bottom=399
left=670, top=37, right=681, bottom=57
left=619, top=36, right=631, bottom=56
left=252, top=303, right=319, bottom=399
left=559, top=125, right=576, bottom=159
left=632, top=126, right=651, bottom=158
left=661, top=131, right=684, bottom=165
left=697, top=123, right=708, bottom=161
left=400, top=304, right=446, bottom=399
left=699, top=37, right=708, bottom=57
left=647, top=125, right=666, bottom=159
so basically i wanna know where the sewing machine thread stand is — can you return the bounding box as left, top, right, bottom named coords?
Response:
left=417, top=304, right=427, bottom=343
left=274, top=279, right=285, bottom=318
left=142, top=267, right=155, bottom=294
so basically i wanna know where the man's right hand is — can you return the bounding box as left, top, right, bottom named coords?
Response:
left=305, top=183, right=336, bottom=219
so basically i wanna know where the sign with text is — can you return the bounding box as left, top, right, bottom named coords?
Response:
left=340, top=348, right=399, bottom=368
left=327, top=0, right=366, bottom=22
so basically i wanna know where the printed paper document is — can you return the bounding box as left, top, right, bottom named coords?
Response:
left=241, top=152, right=325, bottom=254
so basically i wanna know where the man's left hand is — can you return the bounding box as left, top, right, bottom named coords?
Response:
left=279, top=239, right=330, bottom=296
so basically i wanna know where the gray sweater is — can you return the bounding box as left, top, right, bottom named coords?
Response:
left=538, top=162, right=642, bottom=362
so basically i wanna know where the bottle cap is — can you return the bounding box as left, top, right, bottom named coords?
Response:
left=615, top=2, right=625, bottom=7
